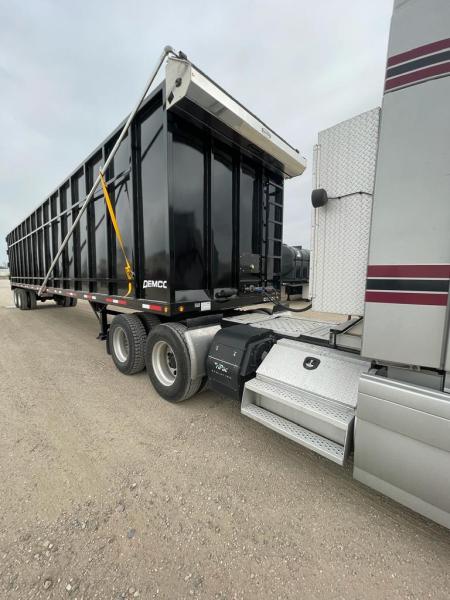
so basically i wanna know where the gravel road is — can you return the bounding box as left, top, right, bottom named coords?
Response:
left=1, top=279, right=449, bottom=599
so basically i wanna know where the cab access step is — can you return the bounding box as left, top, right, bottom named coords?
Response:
left=241, top=339, right=371, bottom=465
left=206, top=323, right=371, bottom=465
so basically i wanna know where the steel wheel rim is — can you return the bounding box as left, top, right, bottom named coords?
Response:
left=17, top=291, right=22, bottom=309
left=112, top=326, right=129, bottom=363
left=152, top=340, right=177, bottom=386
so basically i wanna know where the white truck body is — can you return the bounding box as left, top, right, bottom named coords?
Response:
left=238, top=0, right=450, bottom=529
left=362, top=0, right=450, bottom=369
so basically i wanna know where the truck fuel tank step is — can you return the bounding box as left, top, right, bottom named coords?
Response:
left=257, top=339, right=371, bottom=409
left=240, top=338, right=371, bottom=464
left=241, top=403, right=346, bottom=465
left=243, top=378, right=354, bottom=446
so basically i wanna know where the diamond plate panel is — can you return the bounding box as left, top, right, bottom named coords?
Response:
left=249, top=316, right=336, bottom=338
left=223, top=312, right=339, bottom=340
left=223, top=312, right=272, bottom=324
left=311, top=108, right=380, bottom=315
left=257, top=340, right=371, bottom=409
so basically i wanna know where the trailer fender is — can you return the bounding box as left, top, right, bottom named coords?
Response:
left=183, top=324, right=221, bottom=381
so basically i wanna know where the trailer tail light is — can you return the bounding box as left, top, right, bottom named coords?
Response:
left=142, top=303, right=163, bottom=312
left=106, top=298, right=128, bottom=306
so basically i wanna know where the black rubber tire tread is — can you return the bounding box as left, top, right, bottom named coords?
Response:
left=18, top=289, right=30, bottom=310
left=196, top=376, right=208, bottom=395
left=184, top=375, right=203, bottom=399
left=137, top=312, right=161, bottom=334
left=28, top=291, right=37, bottom=310
left=15, top=289, right=22, bottom=308
left=13, top=289, right=19, bottom=308
left=54, top=295, right=68, bottom=307
left=145, top=322, right=202, bottom=403
left=109, top=313, right=147, bottom=375
left=69, top=297, right=77, bottom=307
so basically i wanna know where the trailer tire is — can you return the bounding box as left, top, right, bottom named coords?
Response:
left=17, top=288, right=30, bottom=310
left=145, top=322, right=202, bottom=402
left=55, top=295, right=73, bottom=307
left=109, top=314, right=147, bottom=375
left=137, top=312, right=161, bottom=334
left=27, top=290, right=37, bottom=310
left=54, top=295, right=66, bottom=306
left=13, top=289, right=20, bottom=308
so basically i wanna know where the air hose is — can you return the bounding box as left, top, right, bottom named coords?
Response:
left=262, top=291, right=312, bottom=313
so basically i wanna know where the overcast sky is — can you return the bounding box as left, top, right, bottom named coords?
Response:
left=0, top=0, right=393, bottom=265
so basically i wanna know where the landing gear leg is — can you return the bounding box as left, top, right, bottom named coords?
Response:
left=97, top=306, right=109, bottom=341
left=89, top=302, right=109, bottom=341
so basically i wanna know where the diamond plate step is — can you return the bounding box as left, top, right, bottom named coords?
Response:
left=222, top=312, right=339, bottom=341
left=244, top=377, right=354, bottom=446
left=240, top=338, right=369, bottom=465
left=241, top=403, right=346, bottom=465
left=258, top=339, right=370, bottom=409
left=249, top=316, right=336, bottom=340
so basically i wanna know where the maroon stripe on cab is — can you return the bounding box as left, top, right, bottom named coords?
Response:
left=367, top=265, right=450, bottom=279
left=365, top=291, right=448, bottom=306
left=385, top=61, right=450, bottom=91
left=387, top=37, right=450, bottom=67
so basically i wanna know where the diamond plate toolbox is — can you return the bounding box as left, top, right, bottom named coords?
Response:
left=310, top=108, right=380, bottom=316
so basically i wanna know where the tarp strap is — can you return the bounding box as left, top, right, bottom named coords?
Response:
left=99, top=171, right=134, bottom=297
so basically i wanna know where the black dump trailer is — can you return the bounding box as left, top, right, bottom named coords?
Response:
left=281, top=244, right=310, bottom=299
left=6, top=53, right=306, bottom=401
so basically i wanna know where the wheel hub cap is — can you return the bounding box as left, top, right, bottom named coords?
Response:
left=152, top=341, right=178, bottom=386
